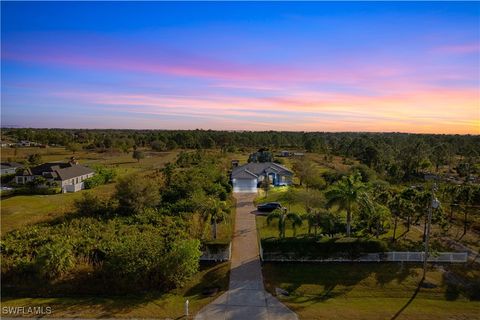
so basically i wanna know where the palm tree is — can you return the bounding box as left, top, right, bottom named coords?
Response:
left=359, top=195, right=391, bottom=239
left=197, top=196, right=228, bottom=240
left=454, top=184, right=473, bottom=237
left=305, top=208, right=328, bottom=237
left=267, top=208, right=303, bottom=238
left=261, top=176, right=271, bottom=198
left=209, top=198, right=228, bottom=240
left=326, top=172, right=367, bottom=237
left=388, top=193, right=416, bottom=241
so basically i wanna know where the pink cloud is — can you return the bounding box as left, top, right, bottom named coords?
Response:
left=47, top=85, right=479, bottom=134
left=434, top=43, right=480, bottom=54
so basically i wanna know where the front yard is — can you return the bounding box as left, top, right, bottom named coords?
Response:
left=2, top=261, right=230, bottom=318
left=256, top=185, right=480, bottom=319
left=263, top=262, right=480, bottom=320
left=0, top=149, right=178, bottom=234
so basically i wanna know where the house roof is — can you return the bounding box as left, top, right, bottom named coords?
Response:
left=0, top=162, right=24, bottom=169
left=233, top=169, right=259, bottom=179
left=17, top=162, right=94, bottom=181
left=56, top=165, right=94, bottom=180
left=231, top=162, right=293, bottom=180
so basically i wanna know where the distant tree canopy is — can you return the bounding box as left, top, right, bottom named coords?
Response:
left=3, top=129, right=479, bottom=181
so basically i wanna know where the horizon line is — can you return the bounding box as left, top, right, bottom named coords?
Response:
left=1, top=126, right=479, bottom=136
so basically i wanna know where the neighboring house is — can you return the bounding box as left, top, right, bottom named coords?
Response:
left=0, top=162, right=23, bottom=175
left=17, top=140, right=33, bottom=147
left=15, top=162, right=94, bottom=193
left=231, top=162, right=293, bottom=193
left=0, top=141, right=13, bottom=148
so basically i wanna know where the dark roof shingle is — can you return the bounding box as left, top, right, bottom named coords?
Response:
left=231, top=162, right=293, bottom=179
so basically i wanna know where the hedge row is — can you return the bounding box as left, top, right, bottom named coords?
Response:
left=12, top=187, right=61, bottom=195
left=261, top=237, right=388, bottom=259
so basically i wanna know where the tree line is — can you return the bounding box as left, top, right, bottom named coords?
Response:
left=4, top=128, right=478, bottom=181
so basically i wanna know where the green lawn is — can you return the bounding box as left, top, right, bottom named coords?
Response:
left=0, top=184, right=115, bottom=234
left=263, top=262, right=480, bottom=320
left=1, top=150, right=178, bottom=234
left=1, top=261, right=230, bottom=318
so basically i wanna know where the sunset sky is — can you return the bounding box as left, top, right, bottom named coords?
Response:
left=1, top=1, right=479, bottom=133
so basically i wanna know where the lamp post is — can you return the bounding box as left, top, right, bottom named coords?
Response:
left=422, top=183, right=440, bottom=283
left=185, top=299, right=189, bottom=318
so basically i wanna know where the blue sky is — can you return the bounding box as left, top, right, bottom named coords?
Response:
left=2, top=1, right=479, bottom=133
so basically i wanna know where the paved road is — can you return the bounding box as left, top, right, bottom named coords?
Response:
left=195, top=193, right=298, bottom=320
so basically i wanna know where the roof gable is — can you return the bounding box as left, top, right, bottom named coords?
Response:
left=16, top=162, right=94, bottom=180
left=231, top=162, right=293, bottom=179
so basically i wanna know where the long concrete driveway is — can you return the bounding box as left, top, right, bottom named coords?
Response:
left=195, top=193, right=298, bottom=320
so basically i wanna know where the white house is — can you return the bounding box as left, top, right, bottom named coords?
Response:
left=15, top=162, right=94, bottom=193
left=231, top=162, right=293, bottom=193
left=1, top=162, right=23, bottom=175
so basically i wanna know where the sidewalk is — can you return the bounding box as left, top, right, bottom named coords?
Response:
left=195, top=193, right=298, bottom=320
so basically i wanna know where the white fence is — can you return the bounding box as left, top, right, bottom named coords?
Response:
left=386, top=252, right=468, bottom=263
left=260, top=251, right=468, bottom=263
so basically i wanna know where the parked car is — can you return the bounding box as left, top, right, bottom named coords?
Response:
left=257, top=202, right=282, bottom=212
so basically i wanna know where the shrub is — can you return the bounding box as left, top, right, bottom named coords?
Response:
left=74, top=193, right=111, bottom=216
left=103, top=231, right=201, bottom=289
left=35, top=241, right=76, bottom=279
left=261, top=237, right=388, bottom=259
left=115, top=175, right=161, bottom=215
left=133, top=150, right=145, bottom=162
left=161, top=239, right=202, bottom=287
left=13, top=187, right=61, bottom=195
left=1, top=173, right=16, bottom=184
left=84, top=166, right=116, bottom=189
left=151, top=140, right=167, bottom=151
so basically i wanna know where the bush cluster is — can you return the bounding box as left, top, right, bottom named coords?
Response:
left=1, top=151, right=232, bottom=295
left=261, top=237, right=388, bottom=259
left=83, top=166, right=116, bottom=189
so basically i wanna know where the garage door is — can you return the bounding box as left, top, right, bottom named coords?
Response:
left=233, top=178, right=257, bottom=193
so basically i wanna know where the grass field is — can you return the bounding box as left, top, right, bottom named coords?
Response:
left=1, top=148, right=178, bottom=234
left=1, top=261, right=230, bottom=318
left=263, top=262, right=480, bottom=320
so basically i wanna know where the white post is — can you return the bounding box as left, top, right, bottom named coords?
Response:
left=185, top=299, right=189, bottom=318
left=423, top=182, right=439, bottom=282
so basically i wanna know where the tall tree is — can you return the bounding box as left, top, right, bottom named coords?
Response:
left=305, top=208, right=328, bottom=237
left=27, top=153, right=42, bottom=166
left=267, top=208, right=303, bottom=238
left=133, top=150, right=145, bottom=162
left=115, top=175, right=161, bottom=215
left=388, top=194, right=415, bottom=242
left=454, top=184, right=473, bottom=237
left=206, top=197, right=228, bottom=240
left=261, top=176, right=271, bottom=198
left=326, top=172, right=368, bottom=237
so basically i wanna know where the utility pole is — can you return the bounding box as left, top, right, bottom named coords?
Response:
left=422, top=181, right=440, bottom=283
